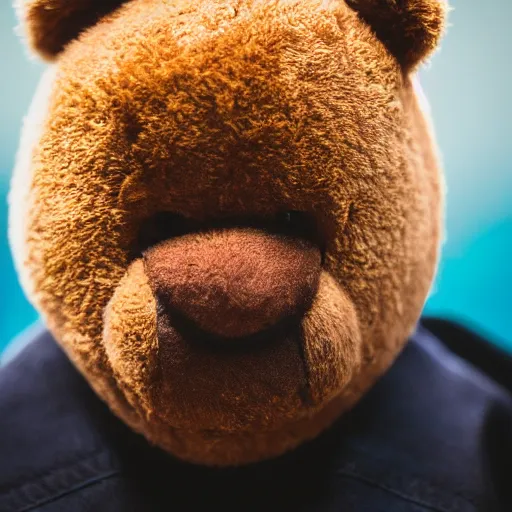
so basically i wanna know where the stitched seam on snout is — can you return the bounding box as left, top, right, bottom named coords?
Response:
left=295, top=325, right=314, bottom=407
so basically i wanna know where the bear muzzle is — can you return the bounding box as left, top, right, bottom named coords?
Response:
left=143, top=224, right=322, bottom=342
left=103, top=214, right=362, bottom=438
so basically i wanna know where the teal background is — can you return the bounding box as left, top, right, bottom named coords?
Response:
left=0, top=1, right=510, bottom=352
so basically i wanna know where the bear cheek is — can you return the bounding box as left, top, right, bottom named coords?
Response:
left=103, top=258, right=159, bottom=418
left=302, top=272, right=363, bottom=405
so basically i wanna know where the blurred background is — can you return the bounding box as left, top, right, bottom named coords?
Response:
left=0, top=0, right=510, bottom=354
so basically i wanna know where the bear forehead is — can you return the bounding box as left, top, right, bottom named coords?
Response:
left=43, top=0, right=403, bottom=223
left=58, top=0, right=397, bottom=86
left=51, top=0, right=401, bottom=173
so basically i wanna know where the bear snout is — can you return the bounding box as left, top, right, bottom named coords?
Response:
left=143, top=227, right=322, bottom=340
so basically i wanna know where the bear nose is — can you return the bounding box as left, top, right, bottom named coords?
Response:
left=143, top=227, right=322, bottom=339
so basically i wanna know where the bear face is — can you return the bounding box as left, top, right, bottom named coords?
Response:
left=10, top=0, right=446, bottom=466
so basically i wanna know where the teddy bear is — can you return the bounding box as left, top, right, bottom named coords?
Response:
left=1, top=0, right=512, bottom=511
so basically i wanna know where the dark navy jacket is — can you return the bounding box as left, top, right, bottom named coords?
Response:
left=1, top=319, right=511, bottom=512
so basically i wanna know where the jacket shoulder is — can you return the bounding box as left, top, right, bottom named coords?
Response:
left=0, top=327, right=148, bottom=511
left=422, top=316, right=512, bottom=392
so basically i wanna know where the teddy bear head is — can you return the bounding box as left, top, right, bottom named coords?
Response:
left=10, top=0, right=446, bottom=466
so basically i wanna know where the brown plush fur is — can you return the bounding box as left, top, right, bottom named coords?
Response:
left=10, top=0, right=446, bottom=466
left=16, top=0, right=129, bottom=60
left=346, top=0, right=447, bottom=71
left=143, top=227, right=322, bottom=338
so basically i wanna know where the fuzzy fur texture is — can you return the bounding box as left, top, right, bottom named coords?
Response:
left=346, top=0, right=447, bottom=71
left=16, top=0, right=129, bottom=60
left=143, top=227, right=322, bottom=338
left=10, top=0, right=446, bottom=466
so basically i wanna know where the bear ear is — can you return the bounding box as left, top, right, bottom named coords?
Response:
left=16, top=0, right=130, bottom=61
left=345, top=0, right=448, bottom=71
